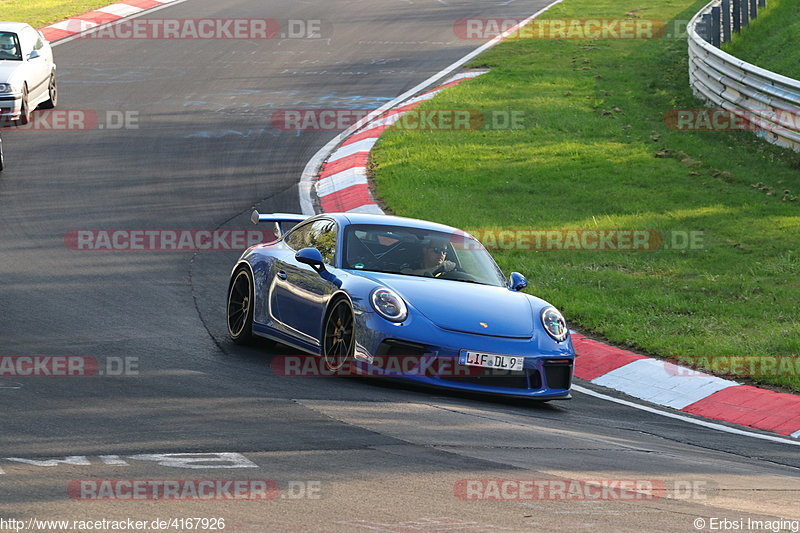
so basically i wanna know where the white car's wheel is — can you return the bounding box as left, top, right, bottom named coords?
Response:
left=40, top=74, right=57, bottom=110
left=16, top=86, right=30, bottom=126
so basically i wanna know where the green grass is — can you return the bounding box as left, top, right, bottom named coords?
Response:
left=371, top=0, right=800, bottom=391
left=0, top=0, right=112, bottom=28
left=723, top=0, right=800, bottom=79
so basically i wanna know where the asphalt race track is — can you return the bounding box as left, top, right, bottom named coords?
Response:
left=0, top=1, right=797, bottom=531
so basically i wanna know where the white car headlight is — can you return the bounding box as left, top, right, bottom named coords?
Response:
left=370, top=288, right=408, bottom=322
left=541, top=306, right=568, bottom=342
left=0, top=81, right=22, bottom=93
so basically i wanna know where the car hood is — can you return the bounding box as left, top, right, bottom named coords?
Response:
left=0, top=62, right=23, bottom=82
left=352, top=271, right=535, bottom=338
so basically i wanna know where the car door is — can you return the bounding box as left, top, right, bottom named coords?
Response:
left=19, top=27, right=49, bottom=102
left=273, top=219, right=340, bottom=343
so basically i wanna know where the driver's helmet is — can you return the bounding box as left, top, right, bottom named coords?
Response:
left=0, top=34, right=17, bottom=54
left=419, top=236, right=450, bottom=255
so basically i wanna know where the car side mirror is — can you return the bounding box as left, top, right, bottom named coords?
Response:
left=296, top=247, right=326, bottom=273
left=27, top=50, right=40, bottom=60
left=509, top=272, right=528, bottom=291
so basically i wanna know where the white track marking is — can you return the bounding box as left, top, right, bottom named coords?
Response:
left=347, top=204, right=385, bottom=214
left=47, top=19, right=99, bottom=32
left=127, top=452, right=258, bottom=468
left=5, top=456, right=92, bottom=466
left=96, top=3, right=143, bottom=17
left=98, top=455, right=130, bottom=465
left=50, top=0, right=193, bottom=47
left=572, top=385, right=800, bottom=446
left=327, top=138, right=379, bottom=162
left=317, top=168, right=369, bottom=197
left=396, top=91, right=441, bottom=108
left=298, top=0, right=567, bottom=215
left=591, top=358, right=740, bottom=409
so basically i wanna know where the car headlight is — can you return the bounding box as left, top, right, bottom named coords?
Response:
left=370, top=288, right=408, bottom=322
left=541, top=306, right=568, bottom=342
left=0, top=82, right=22, bottom=94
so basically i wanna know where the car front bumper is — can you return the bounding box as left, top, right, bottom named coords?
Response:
left=0, top=94, right=22, bottom=121
left=352, top=309, right=575, bottom=400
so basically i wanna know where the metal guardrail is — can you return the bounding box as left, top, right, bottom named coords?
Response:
left=688, top=0, right=800, bottom=151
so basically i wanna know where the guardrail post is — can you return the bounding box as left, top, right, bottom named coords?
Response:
left=700, top=13, right=712, bottom=42
left=711, top=6, right=722, bottom=47
left=722, top=0, right=732, bottom=42
left=741, top=0, right=750, bottom=27
left=732, top=0, right=741, bottom=32
left=750, top=0, right=758, bottom=19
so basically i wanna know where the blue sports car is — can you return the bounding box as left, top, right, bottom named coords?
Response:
left=227, top=211, right=574, bottom=400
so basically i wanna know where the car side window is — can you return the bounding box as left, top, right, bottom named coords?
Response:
left=309, top=220, right=337, bottom=265
left=0, top=32, right=22, bottom=61
left=284, top=219, right=338, bottom=265
left=20, top=27, right=43, bottom=52
left=285, top=222, right=315, bottom=251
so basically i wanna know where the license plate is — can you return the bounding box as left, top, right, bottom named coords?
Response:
left=459, top=350, right=524, bottom=371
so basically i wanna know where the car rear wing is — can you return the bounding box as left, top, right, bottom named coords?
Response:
left=250, top=210, right=307, bottom=238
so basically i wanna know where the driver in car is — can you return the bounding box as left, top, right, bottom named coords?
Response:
left=0, top=34, right=20, bottom=60
left=402, top=239, right=456, bottom=277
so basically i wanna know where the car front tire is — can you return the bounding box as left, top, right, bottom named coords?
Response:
left=322, top=298, right=355, bottom=371
left=16, top=86, right=30, bottom=126
left=40, top=74, right=57, bottom=110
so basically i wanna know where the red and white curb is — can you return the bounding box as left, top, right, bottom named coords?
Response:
left=571, top=334, right=800, bottom=438
left=301, top=71, right=800, bottom=442
left=315, top=71, right=486, bottom=215
left=39, top=0, right=181, bottom=43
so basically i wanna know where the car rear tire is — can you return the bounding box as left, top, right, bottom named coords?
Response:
left=40, top=74, right=57, bottom=110
left=322, top=298, right=354, bottom=371
left=227, top=267, right=255, bottom=344
left=16, top=86, right=30, bottom=126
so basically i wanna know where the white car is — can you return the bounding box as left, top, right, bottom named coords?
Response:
left=0, top=22, right=57, bottom=126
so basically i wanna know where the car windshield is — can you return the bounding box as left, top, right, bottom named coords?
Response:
left=343, top=224, right=507, bottom=287
left=0, top=32, right=22, bottom=61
